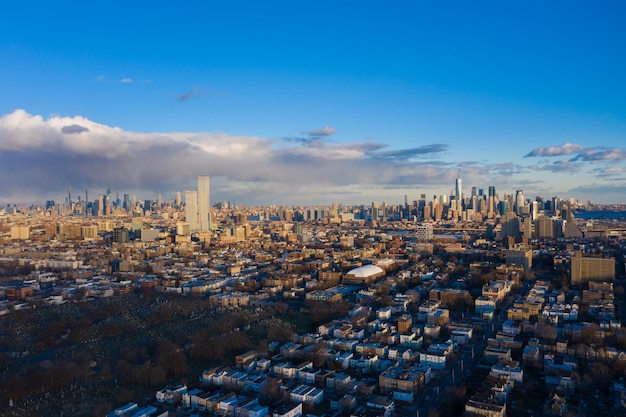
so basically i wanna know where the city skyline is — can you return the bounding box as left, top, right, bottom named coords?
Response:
left=1, top=2, right=625, bottom=205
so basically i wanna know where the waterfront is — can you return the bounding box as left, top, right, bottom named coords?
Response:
left=575, top=210, right=626, bottom=220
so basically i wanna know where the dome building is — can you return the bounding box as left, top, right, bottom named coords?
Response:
left=343, top=264, right=385, bottom=286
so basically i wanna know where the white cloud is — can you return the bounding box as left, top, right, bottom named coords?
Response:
left=307, top=126, right=336, bottom=137
left=0, top=109, right=472, bottom=204
left=120, top=78, right=133, bottom=84
left=2, top=109, right=623, bottom=205
left=524, top=142, right=585, bottom=157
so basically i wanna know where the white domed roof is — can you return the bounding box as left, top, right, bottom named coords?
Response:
left=347, top=264, right=384, bottom=278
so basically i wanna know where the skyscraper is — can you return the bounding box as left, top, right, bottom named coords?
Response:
left=198, top=176, right=210, bottom=231
left=455, top=178, right=462, bottom=201
left=515, top=190, right=525, bottom=215
left=371, top=201, right=379, bottom=221
left=185, top=190, right=198, bottom=231
left=488, top=186, right=496, bottom=214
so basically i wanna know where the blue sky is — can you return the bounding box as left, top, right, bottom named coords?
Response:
left=1, top=1, right=625, bottom=205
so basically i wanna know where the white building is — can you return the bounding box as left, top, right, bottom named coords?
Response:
left=290, top=385, right=324, bottom=405
left=197, top=175, right=210, bottom=231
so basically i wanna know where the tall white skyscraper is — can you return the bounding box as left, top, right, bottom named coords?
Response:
left=197, top=176, right=210, bottom=231
left=515, top=190, right=525, bottom=215
left=455, top=178, right=462, bottom=200
left=185, top=190, right=198, bottom=231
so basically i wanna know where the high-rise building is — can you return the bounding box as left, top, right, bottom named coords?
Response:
left=506, top=246, right=532, bottom=271
left=570, top=252, right=615, bottom=285
left=113, top=227, right=129, bottom=243
left=455, top=178, right=462, bottom=200
left=198, top=175, right=210, bottom=231
left=423, top=204, right=432, bottom=220
left=488, top=186, right=496, bottom=214
left=185, top=190, right=198, bottom=231
left=531, top=201, right=540, bottom=220
left=515, top=190, right=525, bottom=215
left=416, top=223, right=434, bottom=241
left=534, top=216, right=554, bottom=239
left=98, top=194, right=104, bottom=216
left=434, top=204, right=443, bottom=221
left=381, top=201, right=389, bottom=220
left=498, top=201, right=509, bottom=216
left=501, top=212, right=521, bottom=239
left=371, top=201, right=379, bottom=221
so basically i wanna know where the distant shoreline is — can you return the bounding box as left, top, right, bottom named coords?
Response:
left=574, top=210, right=626, bottom=220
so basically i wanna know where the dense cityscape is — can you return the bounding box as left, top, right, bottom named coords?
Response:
left=1, top=176, right=625, bottom=417
left=2, top=1, right=624, bottom=416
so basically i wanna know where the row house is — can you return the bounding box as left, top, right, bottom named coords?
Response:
left=489, top=362, right=523, bottom=384
left=379, top=365, right=426, bottom=404
left=418, top=341, right=454, bottom=370
left=236, top=351, right=258, bottom=368
left=328, top=338, right=358, bottom=352
left=355, top=342, right=389, bottom=358
left=272, top=402, right=302, bottom=417
left=326, top=372, right=354, bottom=392
left=107, top=402, right=138, bottom=417
left=465, top=396, right=506, bottom=417
left=388, top=346, right=414, bottom=363
left=272, top=363, right=298, bottom=380
left=475, top=296, right=497, bottom=318
left=451, top=326, right=473, bottom=345
left=423, top=323, right=441, bottom=339
left=200, top=367, right=225, bottom=384
left=484, top=346, right=512, bottom=362
left=365, top=396, right=395, bottom=417
left=329, top=393, right=357, bottom=415
left=399, top=332, right=422, bottom=348
left=155, top=385, right=187, bottom=404
left=298, top=366, right=319, bottom=385
left=333, top=323, right=359, bottom=339
left=376, top=306, right=392, bottom=321
left=426, top=308, right=450, bottom=327
left=336, top=351, right=353, bottom=369
left=417, top=299, right=441, bottom=322
left=349, top=354, right=380, bottom=373
left=222, top=369, right=250, bottom=390
left=507, top=300, right=542, bottom=321
left=280, top=343, right=303, bottom=359
left=218, top=394, right=247, bottom=416
left=289, top=384, right=324, bottom=405
left=236, top=398, right=269, bottom=417
left=182, top=389, right=205, bottom=410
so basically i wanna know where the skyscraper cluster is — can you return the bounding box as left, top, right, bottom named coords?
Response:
left=186, top=176, right=211, bottom=232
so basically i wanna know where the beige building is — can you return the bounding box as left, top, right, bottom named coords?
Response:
left=81, top=225, right=98, bottom=239
left=209, top=292, right=249, bottom=307
left=10, top=226, right=30, bottom=240
left=379, top=366, right=424, bottom=394
left=482, top=280, right=511, bottom=304
left=397, top=315, right=412, bottom=333
left=570, top=252, right=615, bottom=285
